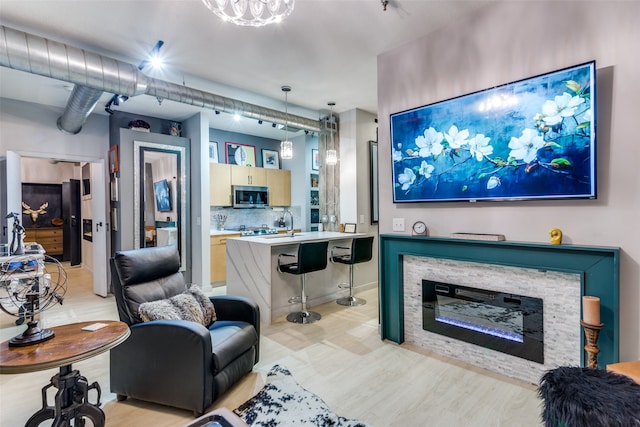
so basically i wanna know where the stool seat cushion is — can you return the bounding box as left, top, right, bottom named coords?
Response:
left=538, top=366, right=640, bottom=427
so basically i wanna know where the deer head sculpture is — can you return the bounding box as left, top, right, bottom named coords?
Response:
left=22, top=201, right=49, bottom=223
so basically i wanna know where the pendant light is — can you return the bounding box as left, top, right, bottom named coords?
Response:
left=280, top=86, right=293, bottom=160
left=326, top=102, right=337, bottom=165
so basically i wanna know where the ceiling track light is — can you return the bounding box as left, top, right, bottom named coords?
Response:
left=138, top=40, right=165, bottom=71
left=280, top=85, right=293, bottom=160
left=104, top=93, right=128, bottom=115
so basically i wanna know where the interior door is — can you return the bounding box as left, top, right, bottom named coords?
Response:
left=62, top=179, right=81, bottom=265
left=5, top=151, right=22, bottom=244
left=91, top=160, right=108, bottom=297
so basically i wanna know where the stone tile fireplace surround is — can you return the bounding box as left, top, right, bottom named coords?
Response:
left=379, top=235, right=620, bottom=384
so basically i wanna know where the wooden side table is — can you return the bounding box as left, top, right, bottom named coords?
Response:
left=0, top=320, right=130, bottom=427
left=607, top=360, right=640, bottom=384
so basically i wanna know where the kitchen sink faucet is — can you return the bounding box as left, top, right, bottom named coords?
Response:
left=284, top=210, right=294, bottom=237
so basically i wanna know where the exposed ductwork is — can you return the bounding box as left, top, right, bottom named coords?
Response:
left=57, top=85, right=104, bottom=134
left=0, top=25, right=320, bottom=134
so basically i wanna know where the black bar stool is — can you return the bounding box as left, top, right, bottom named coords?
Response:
left=331, top=236, right=374, bottom=306
left=277, top=241, right=329, bottom=324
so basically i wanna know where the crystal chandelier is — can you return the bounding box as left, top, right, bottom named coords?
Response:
left=326, top=102, right=337, bottom=166
left=202, top=0, right=295, bottom=27
left=280, top=85, right=293, bottom=159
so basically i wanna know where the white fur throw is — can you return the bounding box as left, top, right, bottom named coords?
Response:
left=138, top=285, right=216, bottom=326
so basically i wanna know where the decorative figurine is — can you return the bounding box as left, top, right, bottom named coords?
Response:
left=6, top=212, right=25, bottom=255
left=549, top=228, right=563, bottom=245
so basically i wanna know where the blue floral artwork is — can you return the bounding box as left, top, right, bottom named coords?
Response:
left=390, top=62, right=596, bottom=203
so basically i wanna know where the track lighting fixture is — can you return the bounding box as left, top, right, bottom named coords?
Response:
left=137, top=40, right=165, bottom=71
left=104, top=94, right=128, bottom=115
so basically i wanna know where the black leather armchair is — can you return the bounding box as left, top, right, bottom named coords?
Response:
left=109, top=245, right=260, bottom=416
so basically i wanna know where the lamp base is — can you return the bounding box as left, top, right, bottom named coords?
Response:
left=9, top=321, right=55, bottom=347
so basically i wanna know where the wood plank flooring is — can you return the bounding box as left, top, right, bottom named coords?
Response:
left=0, top=263, right=543, bottom=426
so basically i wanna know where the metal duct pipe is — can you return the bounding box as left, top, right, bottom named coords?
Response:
left=57, top=85, right=104, bottom=134
left=146, top=78, right=320, bottom=132
left=0, top=25, right=320, bottom=133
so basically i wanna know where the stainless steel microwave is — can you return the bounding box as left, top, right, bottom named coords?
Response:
left=233, top=185, right=269, bottom=208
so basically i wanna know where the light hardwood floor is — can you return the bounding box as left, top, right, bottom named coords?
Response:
left=0, top=263, right=544, bottom=426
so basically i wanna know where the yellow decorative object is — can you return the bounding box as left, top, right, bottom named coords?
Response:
left=549, top=228, right=563, bottom=245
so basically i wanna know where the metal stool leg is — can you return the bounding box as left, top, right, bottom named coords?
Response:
left=337, top=264, right=366, bottom=306
left=287, top=273, right=321, bottom=323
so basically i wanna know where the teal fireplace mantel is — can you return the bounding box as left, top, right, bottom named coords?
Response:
left=379, top=235, right=620, bottom=367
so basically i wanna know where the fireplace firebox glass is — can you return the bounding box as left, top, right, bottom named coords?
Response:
left=422, top=280, right=544, bottom=363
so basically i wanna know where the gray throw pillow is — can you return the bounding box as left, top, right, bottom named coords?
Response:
left=138, top=285, right=216, bottom=326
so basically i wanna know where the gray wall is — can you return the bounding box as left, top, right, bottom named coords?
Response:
left=377, top=1, right=640, bottom=361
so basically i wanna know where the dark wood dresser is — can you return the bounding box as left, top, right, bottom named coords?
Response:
left=24, top=227, right=64, bottom=256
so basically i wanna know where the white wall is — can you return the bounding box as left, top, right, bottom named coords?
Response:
left=377, top=1, right=640, bottom=361
left=0, top=99, right=109, bottom=160
left=339, top=108, right=379, bottom=289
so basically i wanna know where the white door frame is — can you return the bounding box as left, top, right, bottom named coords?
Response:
left=5, top=150, right=109, bottom=297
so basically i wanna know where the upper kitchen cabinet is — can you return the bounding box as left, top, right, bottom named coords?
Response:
left=210, top=163, right=232, bottom=206
left=210, top=164, right=290, bottom=207
left=266, top=169, right=291, bottom=207
left=231, top=165, right=266, bottom=186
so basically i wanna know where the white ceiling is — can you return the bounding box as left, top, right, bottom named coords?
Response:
left=0, top=0, right=492, bottom=139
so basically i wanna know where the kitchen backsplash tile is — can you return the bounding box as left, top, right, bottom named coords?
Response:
left=210, top=206, right=302, bottom=231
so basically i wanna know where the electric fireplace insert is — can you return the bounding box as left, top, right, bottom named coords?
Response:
left=422, top=280, right=544, bottom=363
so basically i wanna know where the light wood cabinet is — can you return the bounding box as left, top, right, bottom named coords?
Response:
left=24, top=227, right=64, bottom=256
left=210, top=163, right=232, bottom=206
left=231, top=165, right=266, bottom=186
left=210, top=163, right=291, bottom=207
left=210, top=234, right=240, bottom=283
left=266, top=169, right=291, bottom=206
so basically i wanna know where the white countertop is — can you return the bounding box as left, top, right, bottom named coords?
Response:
left=210, top=227, right=302, bottom=236
left=226, top=231, right=364, bottom=246
left=210, top=229, right=243, bottom=236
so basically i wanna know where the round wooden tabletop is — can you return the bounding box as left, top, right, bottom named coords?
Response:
left=0, top=320, right=130, bottom=374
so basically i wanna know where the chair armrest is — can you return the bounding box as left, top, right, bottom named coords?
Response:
left=277, top=253, right=296, bottom=272
left=126, top=320, right=212, bottom=353
left=210, top=295, right=260, bottom=363
left=277, top=253, right=296, bottom=265
left=330, top=246, right=351, bottom=262
left=211, top=295, right=260, bottom=329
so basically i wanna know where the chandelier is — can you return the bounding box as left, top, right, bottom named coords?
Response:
left=202, top=0, right=295, bottom=27
left=281, top=85, right=293, bottom=159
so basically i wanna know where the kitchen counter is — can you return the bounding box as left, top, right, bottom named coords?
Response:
left=226, top=231, right=368, bottom=323
left=209, top=227, right=295, bottom=236
left=228, top=231, right=355, bottom=245
left=210, top=229, right=243, bottom=236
